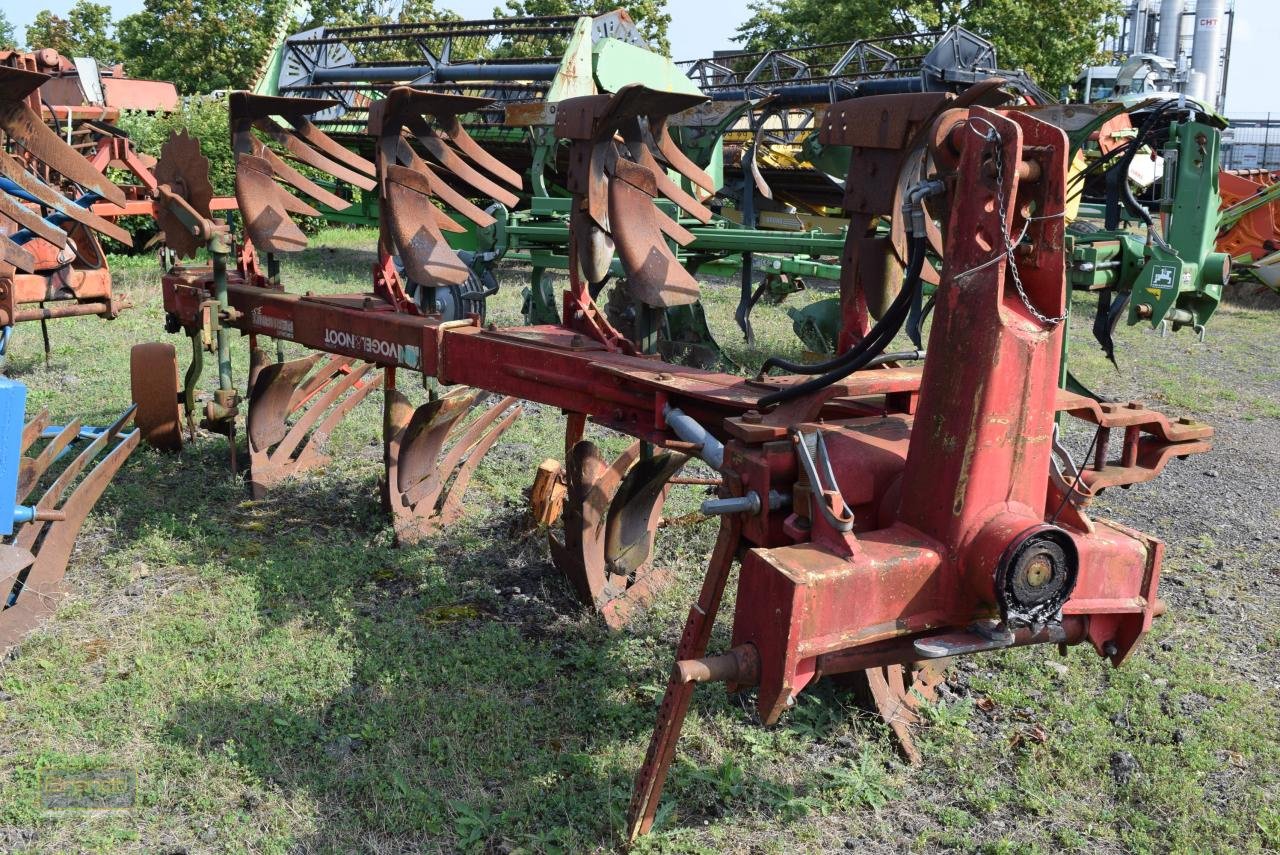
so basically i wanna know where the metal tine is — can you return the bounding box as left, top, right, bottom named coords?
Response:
left=251, top=141, right=352, bottom=211
left=629, top=135, right=712, bottom=223
left=405, top=114, right=519, bottom=208
left=0, top=191, right=69, bottom=248
left=254, top=118, right=377, bottom=191
left=238, top=153, right=321, bottom=218
left=234, top=152, right=319, bottom=253
left=433, top=400, right=521, bottom=522
left=439, top=114, right=523, bottom=191
left=17, top=418, right=83, bottom=504
left=19, top=410, right=51, bottom=453
left=287, top=353, right=353, bottom=412
left=0, top=152, right=134, bottom=246
left=0, top=235, right=36, bottom=272
left=13, top=405, right=137, bottom=550
left=404, top=396, right=519, bottom=509
left=269, top=362, right=375, bottom=463
left=648, top=115, right=716, bottom=194
left=0, top=68, right=127, bottom=209
left=394, top=140, right=496, bottom=228
left=290, top=117, right=376, bottom=179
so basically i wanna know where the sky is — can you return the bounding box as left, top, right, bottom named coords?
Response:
left=3, top=0, right=1277, bottom=113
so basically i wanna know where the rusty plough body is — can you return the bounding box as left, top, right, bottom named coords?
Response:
left=132, top=76, right=1211, bottom=835
left=0, top=65, right=139, bottom=356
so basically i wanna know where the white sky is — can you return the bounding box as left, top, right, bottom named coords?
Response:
left=2, top=0, right=1275, bottom=113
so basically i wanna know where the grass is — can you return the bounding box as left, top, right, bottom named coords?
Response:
left=0, top=226, right=1276, bottom=853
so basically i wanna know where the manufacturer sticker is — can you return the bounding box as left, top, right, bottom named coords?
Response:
left=323, top=329, right=420, bottom=368
left=1150, top=264, right=1177, bottom=290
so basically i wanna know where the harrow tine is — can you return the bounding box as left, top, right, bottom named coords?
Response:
left=1, top=407, right=139, bottom=651
left=630, top=142, right=712, bottom=224
left=246, top=351, right=380, bottom=497
left=19, top=410, right=51, bottom=452
left=0, top=191, right=69, bottom=249
left=0, top=236, right=36, bottom=273
left=383, top=383, right=521, bottom=545
left=549, top=440, right=684, bottom=628
left=254, top=119, right=377, bottom=191
left=439, top=115, right=523, bottom=191
left=17, top=418, right=82, bottom=502
left=395, top=141, right=495, bottom=227
left=291, top=117, right=376, bottom=178
left=410, top=123, right=520, bottom=209
left=0, top=152, right=133, bottom=247
left=649, top=115, right=715, bottom=194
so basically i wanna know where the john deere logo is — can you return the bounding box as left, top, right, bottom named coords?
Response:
left=1151, top=265, right=1177, bottom=290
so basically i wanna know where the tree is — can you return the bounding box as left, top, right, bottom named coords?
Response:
left=25, top=11, right=75, bottom=55
left=24, top=1, right=120, bottom=61
left=734, top=0, right=1121, bottom=93
left=0, top=10, right=18, bottom=50
left=492, top=0, right=671, bottom=56
left=303, top=0, right=458, bottom=30
left=116, top=0, right=291, bottom=94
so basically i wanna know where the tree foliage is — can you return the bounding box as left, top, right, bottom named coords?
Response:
left=25, top=2, right=120, bottom=62
left=734, top=0, right=1122, bottom=92
left=117, top=96, right=235, bottom=195
left=303, top=0, right=458, bottom=30
left=492, top=0, right=671, bottom=56
left=0, top=10, right=18, bottom=50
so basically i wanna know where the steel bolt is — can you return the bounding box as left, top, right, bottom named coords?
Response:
left=742, top=409, right=762, bottom=424
left=1178, top=416, right=1195, bottom=425
left=570, top=334, right=584, bottom=348
left=1127, top=401, right=1144, bottom=410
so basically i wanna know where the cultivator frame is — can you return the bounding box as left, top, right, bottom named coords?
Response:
left=129, top=50, right=1216, bottom=834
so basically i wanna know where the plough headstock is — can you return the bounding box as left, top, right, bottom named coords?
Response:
left=555, top=84, right=714, bottom=308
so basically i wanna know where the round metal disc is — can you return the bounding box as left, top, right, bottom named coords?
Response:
left=153, top=130, right=214, bottom=259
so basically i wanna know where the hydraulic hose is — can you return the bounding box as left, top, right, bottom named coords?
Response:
left=757, top=234, right=927, bottom=408
left=759, top=235, right=927, bottom=377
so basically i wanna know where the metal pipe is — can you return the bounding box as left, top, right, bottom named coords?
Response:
left=13, top=301, right=111, bottom=322
left=312, top=62, right=559, bottom=85
left=662, top=405, right=724, bottom=470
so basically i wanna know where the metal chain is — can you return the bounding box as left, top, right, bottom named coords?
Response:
left=969, top=117, right=1067, bottom=327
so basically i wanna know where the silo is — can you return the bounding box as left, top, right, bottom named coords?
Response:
left=1156, top=0, right=1185, bottom=63
left=1189, top=0, right=1227, bottom=108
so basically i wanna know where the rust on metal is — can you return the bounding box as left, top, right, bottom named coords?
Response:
left=1, top=405, right=139, bottom=652
left=245, top=350, right=382, bottom=496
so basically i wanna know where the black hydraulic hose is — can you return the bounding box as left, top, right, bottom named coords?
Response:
left=759, top=236, right=927, bottom=376
left=758, top=237, right=927, bottom=408
left=1111, top=102, right=1178, bottom=226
